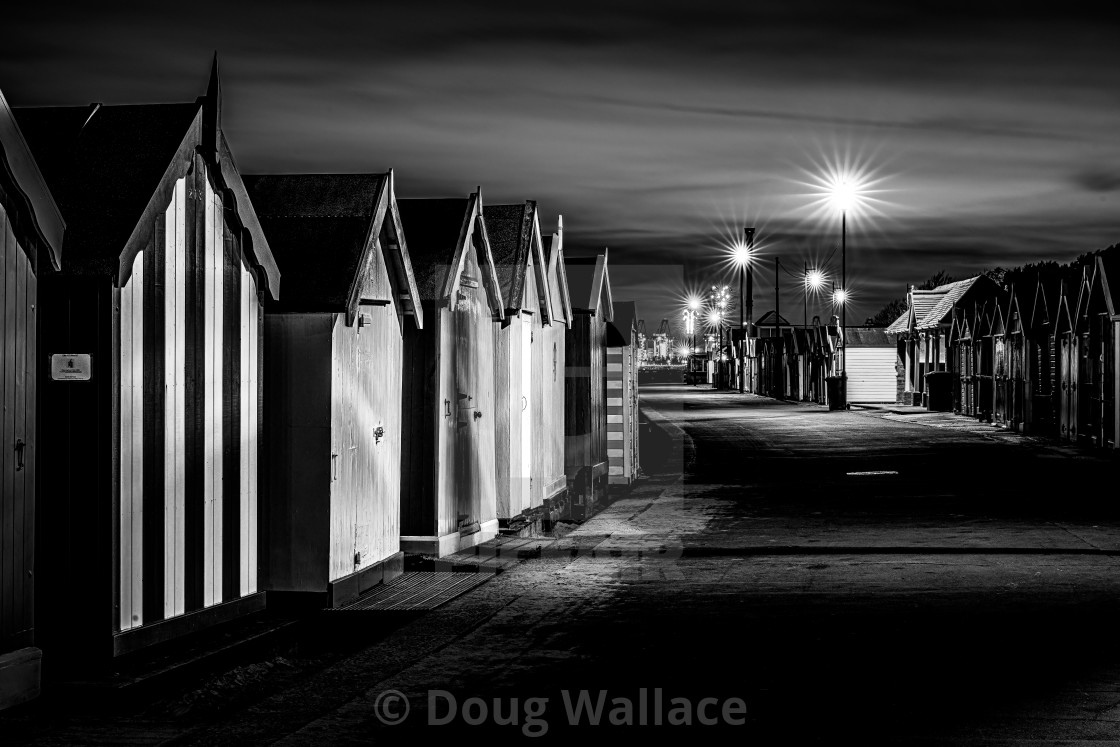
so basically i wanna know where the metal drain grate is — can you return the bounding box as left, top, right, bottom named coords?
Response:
left=330, top=572, right=493, bottom=612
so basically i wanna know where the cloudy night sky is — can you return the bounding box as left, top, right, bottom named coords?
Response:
left=3, top=3, right=1118, bottom=332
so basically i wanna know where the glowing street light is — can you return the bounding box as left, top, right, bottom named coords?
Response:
left=805, top=268, right=826, bottom=291
left=733, top=227, right=755, bottom=393
left=825, top=171, right=867, bottom=408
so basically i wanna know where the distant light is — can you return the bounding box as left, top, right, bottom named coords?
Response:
left=732, top=243, right=752, bottom=267
left=806, top=269, right=826, bottom=290
left=833, top=288, right=849, bottom=305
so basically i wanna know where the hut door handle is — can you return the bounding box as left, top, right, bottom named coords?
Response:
left=14, top=439, right=25, bottom=471
left=522, top=396, right=527, bottom=411
left=474, top=411, right=482, bottom=420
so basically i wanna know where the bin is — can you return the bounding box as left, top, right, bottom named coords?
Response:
left=825, top=375, right=846, bottom=411
left=924, top=371, right=953, bottom=412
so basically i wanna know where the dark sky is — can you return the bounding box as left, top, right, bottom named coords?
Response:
left=4, top=3, right=1118, bottom=333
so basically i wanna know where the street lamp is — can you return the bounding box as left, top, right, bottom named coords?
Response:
left=826, top=174, right=867, bottom=408
left=804, top=266, right=826, bottom=329
left=734, top=228, right=755, bottom=393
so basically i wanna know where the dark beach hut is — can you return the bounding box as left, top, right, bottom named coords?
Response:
left=245, top=172, right=423, bottom=606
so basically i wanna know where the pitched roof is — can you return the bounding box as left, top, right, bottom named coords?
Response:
left=484, top=203, right=529, bottom=303
left=0, top=88, right=64, bottom=270
left=755, top=310, right=790, bottom=327
left=606, top=301, right=638, bottom=346
left=541, top=215, right=571, bottom=325
left=565, top=251, right=612, bottom=318
left=483, top=201, right=551, bottom=319
left=245, top=173, right=384, bottom=311
left=885, top=308, right=910, bottom=334
left=915, top=277, right=982, bottom=328
left=14, top=102, right=202, bottom=277
left=243, top=173, right=421, bottom=327
left=396, top=198, right=471, bottom=301
left=1098, top=248, right=1120, bottom=319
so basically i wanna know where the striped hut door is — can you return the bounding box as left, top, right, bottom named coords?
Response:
left=119, top=172, right=261, bottom=634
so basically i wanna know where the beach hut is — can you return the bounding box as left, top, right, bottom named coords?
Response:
left=482, top=201, right=557, bottom=525
left=990, top=302, right=1009, bottom=425
left=948, top=307, right=974, bottom=415
left=395, top=194, right=504, bottom=556
left=14, top=62, right=281, bottom=662
left=0, top=88, right=65, bottom=710
left=1002, top=286, right=1029, bottom=430
left=564, top=251, right=612, bottom=516
left=244, top=172, right=422, bottom=607
left=1055, top=280, right=1078, bottom=442
left=1025, top=275, right=1063, bottom=437
left=1072, top=264, right=1111, bottom=447
left=1096, top=251, right=1119, bottom=449
left=539, top=218, right=572, bottom=508
left=606, top=301, right=640, bottom=486
left=887, top=276, right=1002, bottom=408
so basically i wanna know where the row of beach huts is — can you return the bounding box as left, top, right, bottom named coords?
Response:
left=0, top=67, right=641, bottom=707
left=704, top=253, right=1120, bottom=448
left=887, top=258, right=1119, bottom=449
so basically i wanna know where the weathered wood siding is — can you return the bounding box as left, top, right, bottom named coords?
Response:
left=493, top=311, right=514, bottom=519
left=1, top=204, right=36, bottom=653
left=537, top=309, right=566, bottom=503
left=399, top=301, right=437, bottom=537
left=328, top=254, right=403, bottom=581
left=263, top=314, right=332, bottom=592
left=115, top=164, right=264, bottom=636
left=495, top=264, right=548, bottom=519
left=36, top=274, right=114, bottom=663
left=437, top=245, right=498, bottom=537
left=565, top=309, right=607, bottom=478
left=606, top=335, right=639, bottom=485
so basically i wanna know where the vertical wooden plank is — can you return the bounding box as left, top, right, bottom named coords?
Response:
left=251, top=276, right=262, bottom=594
left=130, top=257, right=145, bottom=629
left=143, top=216, right=166, bottom=624
left=119, top=256, right=133, bottom=631
left=165, top=178, right=187, bottom=618
left=202, top=180, right=215, bottom=608
left=23, top=248, right=36, bottom=640
left=209, top=187, right=224, bottom=605
left=222, top=217, right=241, bottom=602
left=520, top=316, right=531, bottom=513
left=184, top=156, right=205, bottom=613
left=12, top=231, right=26, bottom=640
left=239, top=261, right=251, bottom=596
left=119, top=252, right=145, bottom=630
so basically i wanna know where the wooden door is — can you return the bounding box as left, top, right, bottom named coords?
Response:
left=518, top=319, right=531, bottom=513
left=1060, top=334, right=1078, bottom=441
left=452, top=294, right=477, bottom=530
left=1, top=207, right=36, bottom=651
left=993, top=335, right=1007, bottom=423
left=450, top=256, right=494, bottom=532
left=1079, top=326, right=1101, bottom=445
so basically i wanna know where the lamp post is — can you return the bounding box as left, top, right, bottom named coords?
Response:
left=826, top=175, right=864, bottom=410
left=739, top=227, right=755, bottom=393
